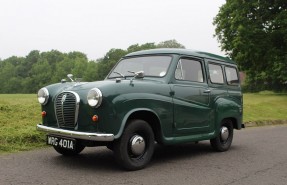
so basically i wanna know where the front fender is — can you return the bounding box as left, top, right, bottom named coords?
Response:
left=114, top=94, right=173, bottom=138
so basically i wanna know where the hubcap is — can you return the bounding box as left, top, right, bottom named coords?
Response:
left=130, top=135, right=146, bottom=156
left=220, top=126, right=229, bottom=142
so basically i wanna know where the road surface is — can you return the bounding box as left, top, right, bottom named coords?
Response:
left=1, top=125, right=287, bottom=185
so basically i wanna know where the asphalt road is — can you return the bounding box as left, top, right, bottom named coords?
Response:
left=1, top=125, right=287, bottom=185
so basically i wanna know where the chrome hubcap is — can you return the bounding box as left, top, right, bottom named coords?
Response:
left=220, top=126, right=229, bottom=142
left=130, top=135, right=146, bottom=156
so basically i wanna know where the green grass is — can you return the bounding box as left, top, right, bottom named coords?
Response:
left=243, top=92, right=287, bottom=122
left=0, top=92, right=287, bottom=154
left=0, top=94, right=46, bottom=154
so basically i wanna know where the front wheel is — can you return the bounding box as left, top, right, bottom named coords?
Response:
left=210, top=119, right=234, bottom=152
left=113, top=119, right=155, bottom=171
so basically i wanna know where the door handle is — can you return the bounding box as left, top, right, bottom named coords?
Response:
left=203, top=89, right=211, bottom=93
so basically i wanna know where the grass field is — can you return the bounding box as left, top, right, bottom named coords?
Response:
left=0, top=92, right=287, bottom=153
left=0, top=94, right=45, bottom=153
left=243, top=91, right=287, bottom=122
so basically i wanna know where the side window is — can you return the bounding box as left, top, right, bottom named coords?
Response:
left=208, top=63, right=224, bottom=84
left=175, top=58, right=204, bottom=82
left=225, top=66, right=239, bottom=85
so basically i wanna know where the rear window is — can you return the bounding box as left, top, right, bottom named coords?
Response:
left=225, top=66, right=239, bottom=85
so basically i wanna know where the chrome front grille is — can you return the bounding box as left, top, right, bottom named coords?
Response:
left=55, top=91, right=80, bottom=129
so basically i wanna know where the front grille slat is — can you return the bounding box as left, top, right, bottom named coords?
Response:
left=55, top=92, right=79, bottom=129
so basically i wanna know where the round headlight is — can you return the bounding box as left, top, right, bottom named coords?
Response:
left=87, top=88, right=102, bottom=108
left=37, top=88, right=49, bottom=105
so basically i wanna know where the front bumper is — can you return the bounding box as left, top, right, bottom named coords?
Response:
left=37, top=124, right=114, bottom=142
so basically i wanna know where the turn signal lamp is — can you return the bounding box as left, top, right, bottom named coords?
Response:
left=92, top=115, right=99, bottom=122
left=41, top=111, right=47, bottom=117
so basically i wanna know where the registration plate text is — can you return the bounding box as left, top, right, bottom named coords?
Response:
left=47, top=135, right=75, bottom=150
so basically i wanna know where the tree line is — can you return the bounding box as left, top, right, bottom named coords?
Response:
left=0, top=40, right=184, bottom=93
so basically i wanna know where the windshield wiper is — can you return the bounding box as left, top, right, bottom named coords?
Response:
left=113, top=71, right=126, bottom=79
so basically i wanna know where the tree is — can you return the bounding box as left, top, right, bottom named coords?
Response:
left=30, top=59, right=53, bottom=93
left=0, top=62, right=17, bottom=93
left=72, top=58, right=88, bottom=79
left=83, top=61, right=99, bottom=82
left=157, top=39, right=185, bottom=48
left=40, top=50, right=65, bottom=73
left=127, top=43, right=157, bottom=53
left=214, top=0, right=287, bottom=91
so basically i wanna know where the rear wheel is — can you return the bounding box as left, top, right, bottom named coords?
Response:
left=210, top=119, right=234, bottom=152
left=113, top=119, right=155, bottom=171
left=53, top=143, right=85, bottom=156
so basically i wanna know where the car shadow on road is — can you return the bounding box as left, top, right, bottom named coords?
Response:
left=49, top=146, right=119, bottom=171
left=151, top=141, right=215, bottom=164
left=47, top=141, right=229, bottom=172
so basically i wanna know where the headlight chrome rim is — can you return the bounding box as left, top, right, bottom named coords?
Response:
left=87, top=88, right=102, bottom=108
left=37, top=88, right=49, bottom=105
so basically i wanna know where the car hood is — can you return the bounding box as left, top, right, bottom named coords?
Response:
left=63, top=80, right=115, bottom=91
left=45, top=78, right=166, bottom=98
left=44, top=80, right=113, bottom=96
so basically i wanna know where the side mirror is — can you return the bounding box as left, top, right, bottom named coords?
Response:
left=134, top=71, right=144, bottom=79
left=128, top=71, right=145, bottom=85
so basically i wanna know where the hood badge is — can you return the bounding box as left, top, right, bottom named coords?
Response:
left=61, top=94, right=67, bottom=103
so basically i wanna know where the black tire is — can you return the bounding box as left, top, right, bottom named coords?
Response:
left=210, top=119, right=234, bottom=152
left=53, top=143, right=85, bottom=156
left=113, top=119, right=155, bottom=171
left=106, top=143, right=114, bottom=151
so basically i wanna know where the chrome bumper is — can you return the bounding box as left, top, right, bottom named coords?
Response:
left=37, top=124, right=114, bottom=142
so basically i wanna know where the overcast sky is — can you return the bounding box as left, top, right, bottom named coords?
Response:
left=0, top=0, right=226, bottom=61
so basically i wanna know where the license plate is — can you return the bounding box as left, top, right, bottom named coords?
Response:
left=47, top=135, right=75, bottom=150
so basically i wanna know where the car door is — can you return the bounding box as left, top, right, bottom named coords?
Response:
left=171, top=57, right=211, bottom=135
left=206, top=61, right=228, bottom=131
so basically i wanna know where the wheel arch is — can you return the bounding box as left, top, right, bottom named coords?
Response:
left=214, top=97, right=243, bottom=131
left=115, top=108, right=163, bottom=144
left=226, top=117, right=239, bottom=129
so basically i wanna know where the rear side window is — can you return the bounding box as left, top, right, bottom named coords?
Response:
left=208, top=63, right=224, bottom=84
left=175, top=58, right=204, bottom=82
left=225, top=66, right=239, bottom=85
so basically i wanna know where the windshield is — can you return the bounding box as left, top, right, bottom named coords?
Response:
left=108, top=55, right=172, bottom=78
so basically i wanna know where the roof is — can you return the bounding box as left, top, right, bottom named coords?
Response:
left=125, top=48, right=235, bottom=64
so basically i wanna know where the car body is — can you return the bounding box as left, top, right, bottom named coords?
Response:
left=37, top=48, right=244, bottom=170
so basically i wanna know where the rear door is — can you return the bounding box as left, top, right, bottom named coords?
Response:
left=206, top=60, right=228, bottom=130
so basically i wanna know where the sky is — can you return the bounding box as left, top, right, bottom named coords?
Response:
left=0, top=0, right=226, bottom=61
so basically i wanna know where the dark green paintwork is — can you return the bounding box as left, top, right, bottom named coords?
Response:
left=40, top=49, right=243, bottom=145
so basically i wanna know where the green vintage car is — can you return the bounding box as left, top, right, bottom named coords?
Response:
left=37, top=48, right=244, bottom=170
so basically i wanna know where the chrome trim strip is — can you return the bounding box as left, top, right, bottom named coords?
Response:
left=37, top=124, right=114, bottom=142
left=72, top=91, right=80, bottom=128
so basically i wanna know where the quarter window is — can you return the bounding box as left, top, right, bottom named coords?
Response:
left=175, top=59, right=204, bottom=82
left=209, top=63, right=224, bottom=84
left=225, top=66, right=239, bottom=85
